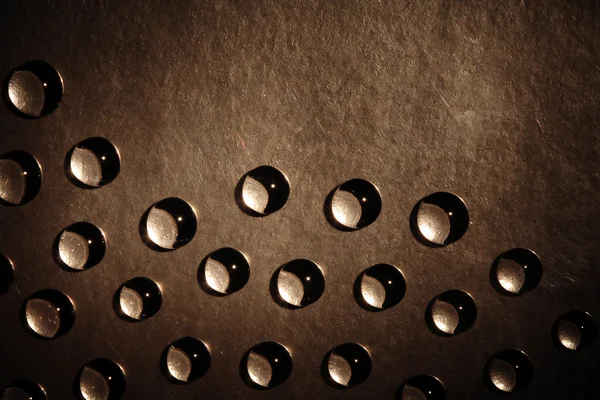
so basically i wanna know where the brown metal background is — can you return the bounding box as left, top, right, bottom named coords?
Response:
left=0, top=1, right=599, bottom=399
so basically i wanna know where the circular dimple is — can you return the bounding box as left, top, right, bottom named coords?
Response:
left=241, top=342, right=292, bottom=389
left=1, top=380, right=46, bottom=400
left=322, top=343, right=371, bottom=388
left=354, top=264, right=406, bottom=311
left=410, top=192, right=469, bottom=247
left=4, top=60, right=63, bottom=118
left=114, top=277, right=162, bottom=321
left=552, top=311, right=597, bottom=352
left=484, top=349, right=533, bottom=394
left=0, top=151, right=42, bottom=206
left=141, top=198, right=197, bottom=251
left=0, top=254, right=14, bottom=293
left=161, top=337, right=211, bottom=383
left=22, top=289, right=75, bottom=339
left=75, top=358, right=126, bottom=400
left=54, top=222, right=106, bottom=271
left=324, top=179, right=382, bottom=231
left=271, top=259, right=325, bottom=308
left=396, top=375, right=445, bottom=400
left=235, top=165, right=290, bottom=216
left=198, top=247, right=250, bottom=296
left=426, top=290, right=477, bottom=336
left=66, top=137, right=120, bottom=188
left=491, top=248, right=542, bottom=296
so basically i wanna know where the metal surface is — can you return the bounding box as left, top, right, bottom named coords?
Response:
left=0, top=1, right=599, bottom=399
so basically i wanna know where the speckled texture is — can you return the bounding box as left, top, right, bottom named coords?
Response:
left=0, top=0, right=598, bottom=399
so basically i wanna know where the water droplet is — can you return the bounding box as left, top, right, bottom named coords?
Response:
left=484, top=349, right=532, bottom=394
left=410, top=192, right=469, bottom=247
left=354, top=264, right=406, bottom=311
left=241, top=342, right=292, bottom=389
left=1, top=380, right=46, bottom=400
left=198, top=247, right=250, bottom=296
left=162, top=337, right=211, bottom=383
left=490, top=248, right=542, bottom=296
left=235, top=166, right=290, bottom=216
left=114, top=277, right=162, bottom=321
left=0, top=254, right=14, bottom=294
left=324, top=179, right=382, bottom=231
left=53, top=222, right=106, bottom=271
left=66, top=137, right=120, bottom=188
left=22, top=289, right=75, bottom=339
left=271, top=259, right=325, bottom=308
left=426, top=290, right=477, bottom=336
left=396, top=375, right=445, bottom=400
left=0, top=151, right=42, bottom=206
left=322, top=343, right=371, bottom=388
left=141, top=198, right=197, bottom=251
left=552, top=311, right=597, bottom=352
left=4, top=60, right=63, bottom=118
left=75, top=358, right=126, bottom=400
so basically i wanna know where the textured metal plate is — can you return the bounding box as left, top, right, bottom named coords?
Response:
left=0, top=0, right=599, bottom=399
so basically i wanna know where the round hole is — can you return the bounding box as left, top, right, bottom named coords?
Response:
left=66, top=137, right=120, bottom=188
left=4, top=60, right=63, bottom=118
left=53, top=222, right=106, bottom=271
left=240, top=342, right=292, bottom=389
left=426, top=290, right=477, bottom=336
left=354, top=264, right=406, bottom=311
left=0, top=254, right=14, bottom=294
left=75, top=358, right=126, bottom=400
left=324, top=179, right=382, bottom=231
left=322, top=343, right=371, bottom=388
left=198, top=247, right=250, bottom=296
left=270, top=259, right=325, bottom=309
left=483, top=349, right=533, bottom=394
left=114, top=277, right=162, bottom=321
left=0, top=151, right=42, bottom=206
left=161, top=337, right=211, bottom=383
left=396, top=375, right=445, bottom=400
left=410, top=192, right=469, bottom=247
left=140, top=198, right=197, bottom=251
left=22, top=289, right=75, bottom=339
left=1, top=380, right=46, bottom=400
left=552, top=311, right=597, bottom=352
left=235, top=166, right=290, bottom=216
left=490, top=248, right=542, bottom=296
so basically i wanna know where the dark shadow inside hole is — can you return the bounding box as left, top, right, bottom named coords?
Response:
left=324, top=179, right=382, bottom=231
left=425, top=290, right=477, bottom=337
left=160, top=337, right=211, bottom=384
left=52, top=222, right=106, bottom=272
left=0, top=254, right=14, bottom=293
left=2, top=379, right=46, bottom=399
left=113, top=277, right=162, bottom=322
left=321, top=343, right=372, bottom=389
left=552, top=311, right=597, bottom=352
left=239, top=342, right=292, bottom=390
left=74, top=358, right=126, bottom=400
left=21, top=289, right=75, bottom=339
left=395, top=375, right=446, bottom=400
left=198, top=247, right=250, bottom=296
left=64, top=137, right=121, bottom=189
left=490, top=248, right=542, bottom=296
left=3, top=60, right=63, bottom=119
left=235, top=166, right=290, bottom=217
left=270, top=259, right=325, bottom=309
left=409, top=192, right=469, bottom=247
left=483, top=349, right=533, bottom=394
left=354, top=264, right=406, bottom=312
left=0, top=151, right=42, bottom=206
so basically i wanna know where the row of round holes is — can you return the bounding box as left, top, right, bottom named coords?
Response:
left=1, top=61, right=596, bottom=398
